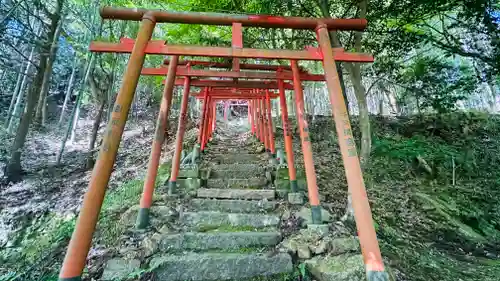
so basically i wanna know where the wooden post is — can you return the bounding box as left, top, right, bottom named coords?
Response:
left=136, top=55, right=179, bottom=229
left=58, top=14, right=156, bottom=281
left=167, top=76, right=191, bottom=195
left=291, top=60, right=322, bottom=224
left=316, top=24, right=387, bottom=280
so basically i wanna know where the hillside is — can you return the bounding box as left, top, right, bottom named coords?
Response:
left=297, top=112, right=500, bottom=281
left=1, top=112, right=500, bottom=280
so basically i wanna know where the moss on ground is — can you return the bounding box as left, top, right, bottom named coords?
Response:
left=282, top=112, right=500, bottom=281
left=0, top=163, right=172, bottom=280
left=5, top=113, right=500, bottom=281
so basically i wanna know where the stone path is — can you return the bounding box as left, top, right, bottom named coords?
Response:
left=148, top=131, right=292, bottom=280
left=103, top=126, right=368, bottom=281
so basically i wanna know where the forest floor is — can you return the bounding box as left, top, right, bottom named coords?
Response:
left=278, top=112, right=500, bottom=281
left=1, top=111, right=500, bottom=281
left=0, top=109, right=197, bottom=280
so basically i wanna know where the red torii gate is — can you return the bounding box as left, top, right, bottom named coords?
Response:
left=191, top=90, right=280, bottom=152
left=58, top=7, right=388, bottom=281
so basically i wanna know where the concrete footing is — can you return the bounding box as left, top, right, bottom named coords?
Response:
left=311, top=205, right=323, bottom=224
left=287, top=192, right=304, bottom=205
left=136, top=208, right=150, bottom=229
left=167, top=181, right=176, bottom=195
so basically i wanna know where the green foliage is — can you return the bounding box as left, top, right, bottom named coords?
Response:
left=0, top=214, right=76, bottom=281
left=0, top=163, right=172, bottom=280
left=373, top=134, right=458, bottom=160
left=98, top=163, right=171, bottom=245
left=397, top=56, right=477, bottom=113
left=365, top=113, right=500, bottom=281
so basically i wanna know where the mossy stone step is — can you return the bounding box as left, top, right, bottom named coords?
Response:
left=210, top=164, right=264, bottom=171
left=210, top=154, right=262, bottom=164
left=191, top=199, right=277, bottom=213
left=150, top=252, right=292, bottom=281
left=182, top=211, right=280, bottom=229
left=197, top=188, right=275, bottom=200
left=305, top=254, right=365, bottom=281
left=206, top=178, right=267, bottom=189
left=158, top=231, right=281, bottom=252
left=210, top=168, right=266, bottom=179
left=209, top=164, right=266, bottom=178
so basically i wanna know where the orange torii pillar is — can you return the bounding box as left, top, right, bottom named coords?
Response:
left=291, top=60, right=322, bottom=224
left=211, top=100, right=217, bottom=137
left=224, top=101, right=230, bottom=121
left=58, top=15, right=156, bottom=281
left=206, top=100, right=214, bottom=142
left=136, top=55, right=179, bottom=229
left=247, top=101, right=253, bottom=134
left=265, top=90, right=276, bottom=156
left=207, top=101, right=213, bottom=144
left=198, top=88, right=209, bottom=146
left=254, top=99, right=261, bottom=141
left=253, top=100, right=258, bottom=137
left=201, top=95, right=211, bottom=151
left=315, top=24, right=388, bottom=279
left=277, top=78, right=299, bottom=194
left=259, top=97, right=268, bottom=150
left=253, top=100, right=258, bottom=136
left=167, top=76, right=191, bottom=195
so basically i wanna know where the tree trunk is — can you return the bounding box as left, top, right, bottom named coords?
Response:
left=317, top=0, right=369, bottom=224
left=70, top=102, right=80, bottom=142
left=86, top=101, right=105, bottom=169
left=56, top=52, right=94, bottom=165
left=3, top=1, right=65, bottom=181
left=7, top=64, right=24, bottom=118
left=316, top=0, right=350, bottom=112
left=35, top=11, right=64, bottom=127
left=346, top=63, right=371, bottom=164
left=378, top=91, right=384, bottom=115
left=0, top=69, right=6, bottom=96
left=488, top=80, right=498, bottom=111
left=7, top=46, right=36, bottom=133
left=5, top=55, right=48, bottom=181
left=58, top=56, right=78, bottom=126
left=0, top=69, right=7, bottom=84
left=56, top=91, right=81, bottom=165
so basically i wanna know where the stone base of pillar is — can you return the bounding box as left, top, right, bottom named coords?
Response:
left=287, top=192, right=304, bottom=205
left=167, top=181, right=177, bottom=196
left=136, top=208, right=150, bottom=229
left=193, top=144, right=201, bottom=162
left=367, top=270, right=389, bottom=281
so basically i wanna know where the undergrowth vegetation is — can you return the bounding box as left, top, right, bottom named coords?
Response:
left=2, top=113, right=500, bottom=281
left=0, top=163, right=172, bottom=280
left=305, top=112, right=500, bottom=281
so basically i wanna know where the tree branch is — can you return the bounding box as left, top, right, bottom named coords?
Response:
left=297, top=0, right=318, bottom=17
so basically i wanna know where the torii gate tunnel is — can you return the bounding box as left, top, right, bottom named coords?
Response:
left=58, top=7, right=388, bottom=281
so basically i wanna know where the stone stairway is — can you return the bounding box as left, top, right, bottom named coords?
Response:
left=148, top=133, right=293, bottom=280
left=103, top=129, right=370, bottom=281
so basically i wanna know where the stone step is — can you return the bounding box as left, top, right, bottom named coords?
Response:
left=206, top=145, right=254, bottom=150
left=210, top=154, right=262, bottom=164
left=182, top=211, right=280, bottom=229
left=158, top=231, right=281, bottom=252
left=197, top=188, right=275, bottom=200
left=191, top=199, right=277, bottom=213
left=151, top=252, right=292, bottom=281
left=211, top=163, right=264, bottom=171
left=209, top=164, right=266, bottom=178
left=206, top=178, right=267, bottom=189
left=210, top=168, right=266, bottom=179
